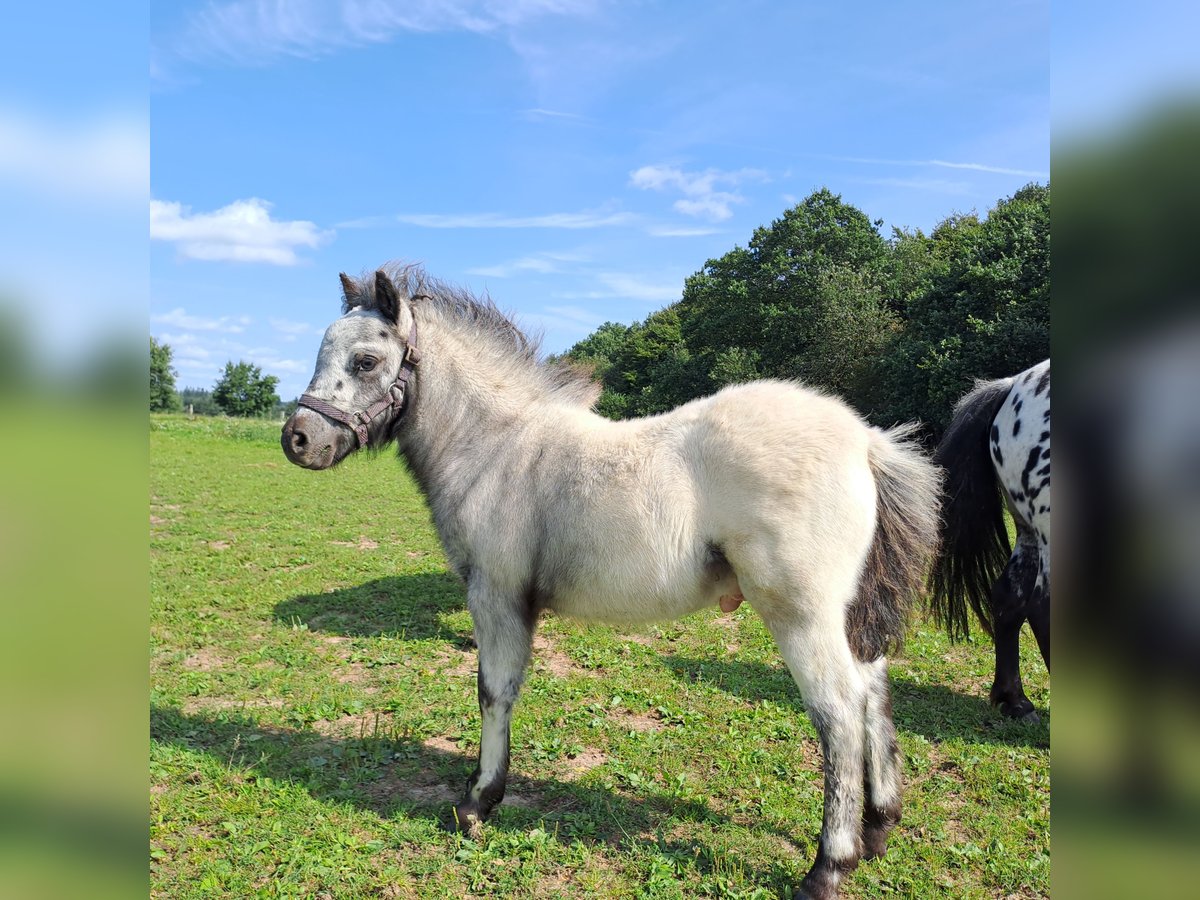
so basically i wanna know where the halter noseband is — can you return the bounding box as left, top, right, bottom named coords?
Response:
left=296, top=320, right=421, bottom=449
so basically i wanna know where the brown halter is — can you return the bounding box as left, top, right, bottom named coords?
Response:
left=296, top=320, right=421, bottom=448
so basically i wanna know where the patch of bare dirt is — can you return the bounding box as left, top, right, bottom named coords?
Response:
left=313, top=712, right=392, bottom=739
left=330, top=536, right=379, bottom=550
left=208, top=540, right=231, bottom=551
left=622, top=633, right=657, bottom=647
left=182, top=648, right=224, bottom=671
left=180, top=696, right=284, bottom=714
left=426, top=646, right=476, bottom=677
left=562, top=747, right=606, bottom=779
left=365, top=768, right=456, bottom=809
left=608, top=709, right=663, bottom=733
left=530, top=633, right=582, bottom=678
left=334, top=661, right=371, bottom=684
left=150, top=514, right=167, bottom=525
left=422, top=735, right=462, bottom=754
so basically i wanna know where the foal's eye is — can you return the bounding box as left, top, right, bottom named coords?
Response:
left=356, top=356, right=377, bottom=373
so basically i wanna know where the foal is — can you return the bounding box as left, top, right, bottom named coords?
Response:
left=282, top=266, right=941, bottom=899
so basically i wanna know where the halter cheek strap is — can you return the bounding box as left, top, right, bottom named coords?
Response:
left=297, top=321, right=421, bottom=448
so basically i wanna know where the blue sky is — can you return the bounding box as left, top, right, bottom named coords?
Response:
left=149, top=0, right=1050, bottom=400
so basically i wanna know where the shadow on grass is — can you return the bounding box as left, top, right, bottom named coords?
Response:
left=151, top=704, right=804, bottom=890
left=662, top=656, right=1049, bottom=749
left=274, top=574, right=472, bottom=646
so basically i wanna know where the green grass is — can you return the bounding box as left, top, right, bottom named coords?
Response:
left=150, top=413, right=1049, bottom=898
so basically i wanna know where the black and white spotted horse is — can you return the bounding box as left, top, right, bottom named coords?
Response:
left=929, top=360, right=1050, bottom=720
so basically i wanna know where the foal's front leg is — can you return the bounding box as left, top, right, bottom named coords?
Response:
left=454, top=579, right=535, bottom=833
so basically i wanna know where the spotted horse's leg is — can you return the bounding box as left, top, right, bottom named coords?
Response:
left=989, top=536, right=1041, bottom=721
left=453, top=574, right=536, bottom=834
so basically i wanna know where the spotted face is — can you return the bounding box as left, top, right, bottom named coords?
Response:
left=990, top=360, right=1051, bottom=584
left=281, top=269, right=419, bottom=468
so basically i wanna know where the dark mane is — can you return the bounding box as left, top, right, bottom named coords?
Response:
left=344, top=262, right=600, bottom=407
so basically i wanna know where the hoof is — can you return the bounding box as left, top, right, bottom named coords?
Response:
left=795, top=851, right=856, bottom=900
left=453, top=802, right=485, bottom=839
left=994, top=695, right=1037, bottom=721
left=861, top=826, right=890, bottom=861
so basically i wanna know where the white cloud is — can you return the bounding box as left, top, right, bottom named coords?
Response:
left=0, top=109, right=148, bottom=202
left=150, top=197, right=332, bottom=265
left=629, top=164, right=769, bottom=221
left=152, top=308, right=252, bottom=332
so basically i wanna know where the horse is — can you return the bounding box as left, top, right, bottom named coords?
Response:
left=928, top=360, right=1050, bottom=721
left=280, top=265, right=942, bottom=899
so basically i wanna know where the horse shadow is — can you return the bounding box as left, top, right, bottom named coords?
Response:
left=150, top=704, right=802, bottom=889
left=662, top=655, right=1049, bottom=749
left=273, top=574, right=473, bottom=647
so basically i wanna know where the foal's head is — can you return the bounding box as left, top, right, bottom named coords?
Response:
left=281, top=270, right=418, bottom=470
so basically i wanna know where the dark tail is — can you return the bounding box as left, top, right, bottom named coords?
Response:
left=847, top=424, right=943, bottom=661
left=927, top=377, right=1015, bottom=639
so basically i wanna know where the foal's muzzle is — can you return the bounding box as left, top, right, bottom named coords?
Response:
left=281, top=410, right=344, bottom=469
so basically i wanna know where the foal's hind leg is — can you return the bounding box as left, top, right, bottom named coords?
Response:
left=454, top=578, right=535, bottom=833
left=859, top=658, right=902, bottom=861
left=990, top=538, right=1040, bottom=721
left=761, top=610, right=867, bottom=900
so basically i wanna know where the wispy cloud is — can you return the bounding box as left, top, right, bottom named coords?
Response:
left=518, top=304, right=607, bottom=338
left=340, top=208, right=635, bottom=230
left=269, top=316, right=320, bottom=341
left=629, top=164, right=769, bottom=221
left=646, top=224, right=724, bottom=237
left=151, top=197, right=332, bottom=265
left=852, top=176, right=972, bottom=195
left=159, top=0, right=601, bottom=73
left=467, top=250, right=589, bottom=278
left=152, top=308, right=252, bottom=333
left=558, top=272, right=681, bottom=304
left=830, top=155, right=1048, bottom=179
left=520, top=108, right=587, bottom=122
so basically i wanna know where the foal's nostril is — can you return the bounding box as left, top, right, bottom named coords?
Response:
left=291, top=429, right=308, bottom=452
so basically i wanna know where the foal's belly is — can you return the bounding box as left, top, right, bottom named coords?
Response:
left=545, top=564, right=742, bottom=625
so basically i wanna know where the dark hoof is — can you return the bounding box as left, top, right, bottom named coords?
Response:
left=795, top=852, right=857, bottom=900
left=862, top=806, right=899, bottom=861
left=993, top=693, right=1036, bottom=721
left=453, top=801, right=485, bottom=838
left=861, top=825, right=890, bottom=861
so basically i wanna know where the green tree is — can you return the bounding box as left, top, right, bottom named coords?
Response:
left=150, top=337, right=181, bottom=412
left=877, top=183, right=1050, bottom=434
left=212, top=361, right=280, bottom=417
left=179, top=386, right=221, bottom=415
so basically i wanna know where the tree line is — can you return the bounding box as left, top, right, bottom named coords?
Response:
left=562, top=184, right=1048, bottom=439
left=150, top=340, right=289, bottom=418
left=149, top=183, right=1046, bottom=431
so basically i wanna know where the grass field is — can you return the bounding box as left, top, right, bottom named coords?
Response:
left=150, top=413, right=1049, bottom=898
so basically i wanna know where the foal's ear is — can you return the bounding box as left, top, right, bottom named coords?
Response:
left=339, top=273, right=361, bottom=312
left=374, top=270, right=402, bottom=325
